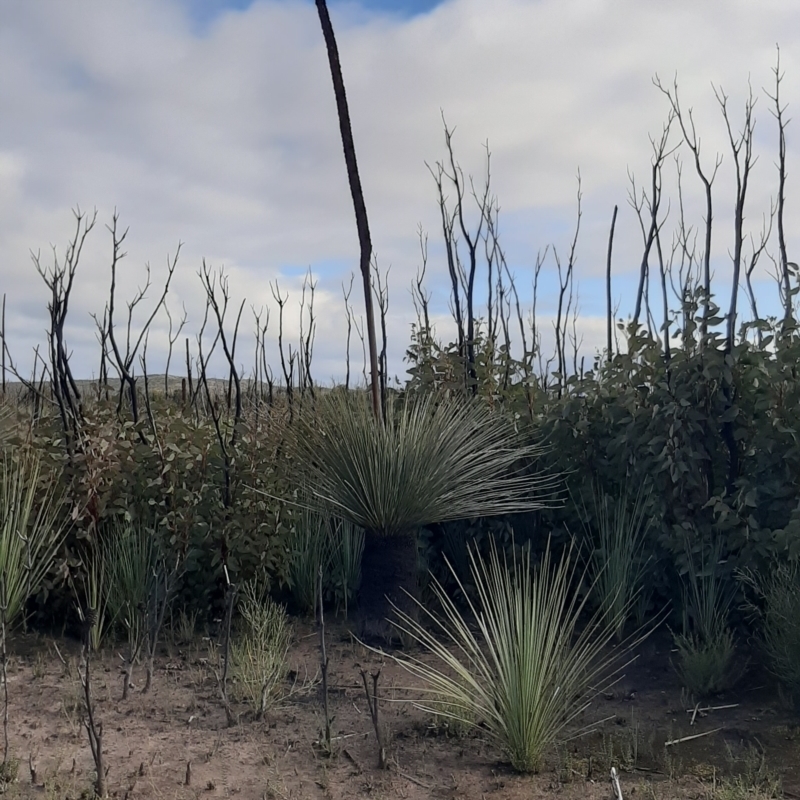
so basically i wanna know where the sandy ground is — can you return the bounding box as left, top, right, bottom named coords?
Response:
left=0, top=623, right=798, bottom=800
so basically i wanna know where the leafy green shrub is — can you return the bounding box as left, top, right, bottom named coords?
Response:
left=740, top=562, right=800, bottom=708
left=230, top=578, right=291, bottom=718
left=389, top=538, right=637, bottom=773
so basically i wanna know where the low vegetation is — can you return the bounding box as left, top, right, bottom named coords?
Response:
left=673, top=540, right=741, bottom=698
left=741, top=562, right=800, bottom=709
left=388, top=539, right=638, bottom=772
left=229, top=576, right=292, bottom=719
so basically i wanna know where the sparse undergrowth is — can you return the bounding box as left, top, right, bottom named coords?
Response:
left=1, top=628, right=797, bottom=800
left=229, top=577, right=292, bottom=719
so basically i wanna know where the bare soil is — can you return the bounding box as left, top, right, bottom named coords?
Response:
left=2, top=624, right=799, bottom=800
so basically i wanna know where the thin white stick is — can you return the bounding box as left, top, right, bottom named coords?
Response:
left=685, top=703, right=739, bottom=713
left=665, top=728, right=721, bottom=747
left=611, top=767, right=624, bottom=800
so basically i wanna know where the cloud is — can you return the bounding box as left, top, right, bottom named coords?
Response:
left=0, top=0, right=797, bottom=384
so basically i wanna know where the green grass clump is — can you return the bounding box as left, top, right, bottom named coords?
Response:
left=741, top=561, right=800, bottom=709
left=0, top=451, right=67, bottom=627
left=674, top=540, right=740, bottom=698
left=328, top=516, right=363, bottom=618
left=674, top=628, right=738, bottom=698
left=289, top=508, right=333, bottom=615
left=289, top=509, right=364, bottom=618
left=714, top=746, right=782, bottom=800
left=230, top=578, right=291, bottom=719
left=389, top=538, right=636, bottom=773
left=584, top=482, right=652, bottom=641
left=427, top=687, right=475, bottom=738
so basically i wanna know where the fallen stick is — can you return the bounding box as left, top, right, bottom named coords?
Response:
left=685, top=703, right=739, bottom=714
left=665, top=728, right=721, bottom=747
left=398, top=770, right=432, bottom=790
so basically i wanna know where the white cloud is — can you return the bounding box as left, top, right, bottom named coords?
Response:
left=0, top=0, right=797, bottom=384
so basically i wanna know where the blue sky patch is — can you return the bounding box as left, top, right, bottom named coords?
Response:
left=188, top=0, right=444, bottom=29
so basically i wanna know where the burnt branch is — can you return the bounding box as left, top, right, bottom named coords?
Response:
left=655, top=75, right=722, bottom=340
left=606, top=205, right=619, bottom=361
left=630, top=111, right=678, bottom=328
left=270, top=282, right=294, bottom=414
left=371, top=259, right=389, bottom=413
left=199, top=263, right=244, bottom=448
left=299, top=269, right=317, bottom=400
left=342, top=275, right=355, bottom=390
left=104, top=212, right=179, bottom=434
left=765, top=45, right=793, bottom=328
left=714, top=82, right=757, bottom=352
left=745, top=208, right=775, bottom=345
left=252, top=306, right=271, bottom=413
left=428, top=158, right=465, bottom=370
left=315, top=0, right=381, bottom=419
left=164, top=303, right=188, bottom=398
left=197, top=327, right=233, bottom=508
left=32, top=207, right=96, bottom=450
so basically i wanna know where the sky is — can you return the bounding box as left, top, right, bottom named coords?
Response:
left=1, top=0, right=799, bottom=385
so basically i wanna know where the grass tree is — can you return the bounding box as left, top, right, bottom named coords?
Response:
left=0, top=451, right=66, bottom=627
left=388, top=539, right=636, bottom=772
left=0, top=450, right=67, bottom=769
left=290, top=389, right=560, bottom=641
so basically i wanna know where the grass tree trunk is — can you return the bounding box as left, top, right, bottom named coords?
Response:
left=291, top=392, right=561, bottom=646
left=358, top=530, right=418, bottom=644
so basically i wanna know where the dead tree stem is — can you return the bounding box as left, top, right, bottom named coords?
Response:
left=315, top=0, right=381, bottom=419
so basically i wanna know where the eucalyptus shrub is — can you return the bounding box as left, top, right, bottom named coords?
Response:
left=7, top=392, right=297, bottom=626
left=407, top=310, right=800, bottom=625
